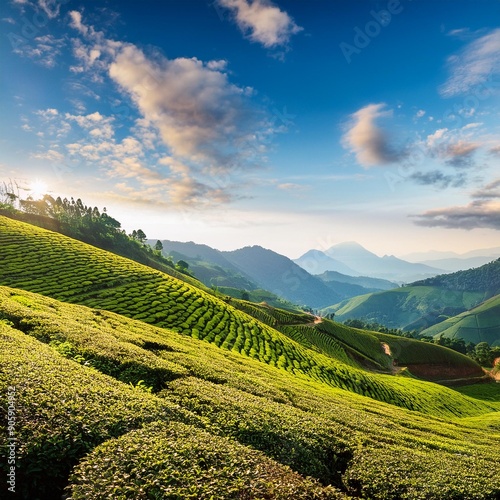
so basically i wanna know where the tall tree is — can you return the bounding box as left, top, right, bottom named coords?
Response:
left=136, top=229, right=147, bottom=243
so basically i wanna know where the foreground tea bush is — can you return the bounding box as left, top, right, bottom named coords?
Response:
left=68, top=421, right=344, bottom=500
left=344, top=444, right=500, bottom=499
left=0, top=324, right=192, bottom=499
left=164, top=377, right=352, bottom=486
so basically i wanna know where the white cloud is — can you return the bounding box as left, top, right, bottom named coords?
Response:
left=342, top=103, right=405, bottom=167
left=415, top=109, right=426, bottom=118
left=216, top=0, right=302, bottom=48
left=462, top=122, right=483, bottom=130
left=69, top=10, right=88, bottom=35
left=440, top=28, right=500, bottom=97
left=426, top=128, right=448, bottom=148
left=414, top=200, right=500, bottom=230
left=207, top=59, right=229, bottom=71
left=32, top=149, right=64, bottom=162
left=64, top=111, right=115, bottom=139
left=109, top=43, right=266, bottom=172
left=13, top=34, right=64, bottom=68
left=36, top=108, right=59, bottom=118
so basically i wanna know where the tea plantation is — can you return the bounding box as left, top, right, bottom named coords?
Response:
left=0, top=217, right=483, bottom=402
left=1, top=215, right=500, bottom=499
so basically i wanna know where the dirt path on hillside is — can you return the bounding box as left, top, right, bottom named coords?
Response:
left=301, top=315, right=323, bottom=327
left=381, top=342, right=391, bottom=356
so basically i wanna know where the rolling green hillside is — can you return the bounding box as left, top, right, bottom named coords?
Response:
left=372, top=331, right=486, bottom=382
left=166, top=250, right=258, bottom=290
left=0, top=216, right=483, bottom=394
left=1, top=215, right=499, bottom=498
left=412, top=259, right=500, bottom=294
left=1, top=287, right=499, bottom=499
left=323, top=286, right=486, bottom=331
left=420, top=294, right=500, bottom=346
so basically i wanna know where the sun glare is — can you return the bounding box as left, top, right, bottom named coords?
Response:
left=29, top=180, right=48, bottom=200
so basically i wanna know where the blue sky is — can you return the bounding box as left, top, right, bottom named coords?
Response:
left=1, top=0, right=500, bottom=258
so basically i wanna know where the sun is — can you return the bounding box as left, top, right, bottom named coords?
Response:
left=29, top=179, right=48, bottom=200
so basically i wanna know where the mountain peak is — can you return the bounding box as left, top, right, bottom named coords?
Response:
left=329, top=241, right=368, bottom=251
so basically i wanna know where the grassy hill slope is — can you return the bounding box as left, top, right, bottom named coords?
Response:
left=1, top=287, right=499, bottom=499
left=420, top=294, right=500, bottom=346
left=323, top=286, right=486, bottom=331
left=0, top=216, right=484, bottom=401
left=411, top=258, right=500, bottom=294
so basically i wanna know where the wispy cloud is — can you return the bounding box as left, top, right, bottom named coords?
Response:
left=444, top=140, right=480, bottom=168
left=26, top=10, right=276, bottom=208
left=276, top=182, right=309, bottom=192
left=12, top=34, right=64, bottom=67
left=216, top=0, right=302, bottom=49
left=409, top=170, right=466, bottom=189
left=440, top=28, right=500, bottom=97
left=414, top=177, right=500, bottom=230
left=425, top=127, right=481, bottom=168
left=31, top=149, right=64, bottom=162
left=472, top=178, right=500, bottom=200
left=414, top=201, right=500, bottom=230
left=342, top=103, right=406, bottom=167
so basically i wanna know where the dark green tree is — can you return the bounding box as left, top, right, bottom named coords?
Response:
left=136, top=229, right=147, bottom=243
left=474, top=342, right=492, bottom=366
left=176, top=260, right=189, bottom=271
left=154, top=240, right=163, bottom=252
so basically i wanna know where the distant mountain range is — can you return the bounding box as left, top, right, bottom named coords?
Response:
left=317, top=271, right=397, bottom=291
left=293, top=249, right=360, bottom=276
left=157, top=241, right=343, bottom=308
left=157, top=240, right=401, bottom=309
left=402, top=247, right=500, bottom=272
left=295, top=242, right=445, bottom=283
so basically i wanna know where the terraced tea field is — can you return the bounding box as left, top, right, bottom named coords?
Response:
left=1, top=287, right=499, bottom=499
left=0, top=216, right=486, bottom=414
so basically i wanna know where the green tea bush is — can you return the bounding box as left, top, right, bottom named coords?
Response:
left=164, top=377, right=352, bottom=486
left=0, top=324, right=192, bottom=499
left=0, top=293, right=189, bottom=391
left=68, top=421, right=344, bottom=500
left=344, top=443, right=500, bottom=499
